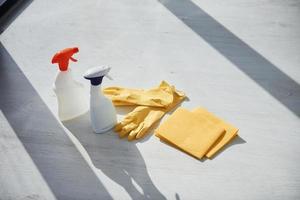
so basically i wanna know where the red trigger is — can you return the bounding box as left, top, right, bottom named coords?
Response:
left=70, top=57, right=77, bottom=62
left=51, top=47, right=79, bottom=71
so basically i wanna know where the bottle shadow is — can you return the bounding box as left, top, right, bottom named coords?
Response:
left=62, top=112, right=166, bottom=200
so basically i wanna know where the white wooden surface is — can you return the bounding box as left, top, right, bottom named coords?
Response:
left=0, top=112, right=56, bottom=200
left=1, top=0, right=300, bottom=199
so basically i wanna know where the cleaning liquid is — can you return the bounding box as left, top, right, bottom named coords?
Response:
left=84, top=66, right=117, bottom=133
left=52, top=47, right=88, bottom=121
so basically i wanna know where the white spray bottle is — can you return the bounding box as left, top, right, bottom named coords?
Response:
left=84, top=66, right=117, bottom=133
left=52, top=47, right=88, bottom=121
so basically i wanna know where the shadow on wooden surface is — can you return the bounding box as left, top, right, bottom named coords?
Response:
left=159, top=0, right=300, bottom=117
left=0, top=0, right=33, bottom=33
left=63, top=112, right=167, bottom=200
left=0, top=43, right=113, bottom=200
left=208, top=135, right=246, bottom=160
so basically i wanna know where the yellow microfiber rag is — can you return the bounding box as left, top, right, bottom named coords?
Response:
left=193, top=108, right=239, bottom=158
left=104, top=81, right=186, bottom=140
left=155, top=107, right=239, bottom=159
left=155, top=107, right=225, bottom=159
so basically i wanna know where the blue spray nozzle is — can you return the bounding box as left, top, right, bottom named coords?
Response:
left=84, top=76, right=104, bottom=86
left=84, top=66, right=111, bottom=86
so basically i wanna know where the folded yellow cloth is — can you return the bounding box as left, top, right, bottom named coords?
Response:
left=193, top=108, right=239, bottom=158
left=155, top=107, right=225, bottom=159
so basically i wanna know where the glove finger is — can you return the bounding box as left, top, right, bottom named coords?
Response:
left=119, top=128, right=130, bottom=138
left=114, top=114, right=136, bottom=132
left=114, top=119, right=132, bottom=132
left=135, top=111, right=164, bottom=139
left=103, top=87, right=123, bottom=95
left=127, top=123, right=144, bottom=141
left=135, top=124, right=151, bottom=139
left=119, top=122, right=138, bottom=138
left=115, top=106, right=149, bottom=132
left=114, top=122, right=124, bottom=132
left=119, top=130, right=129, bottom=138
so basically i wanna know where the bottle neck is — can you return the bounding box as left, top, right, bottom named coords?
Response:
left=90, top=84, right=103, bottom=98
left=55, top=69, right=74, bottom=88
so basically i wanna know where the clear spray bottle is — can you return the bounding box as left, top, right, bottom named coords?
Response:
left=52, top=47, right=88, bottom=121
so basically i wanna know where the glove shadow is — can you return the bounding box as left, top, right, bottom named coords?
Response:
left=62, top=112, right=166, bottom=200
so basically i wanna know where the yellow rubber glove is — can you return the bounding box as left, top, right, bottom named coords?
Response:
left=113, top=81, right=186, bottom=141
left=103, top=81, right=174, bottom=108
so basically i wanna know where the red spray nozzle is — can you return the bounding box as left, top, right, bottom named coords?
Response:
left=52, top=47, right=79, bottom=71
